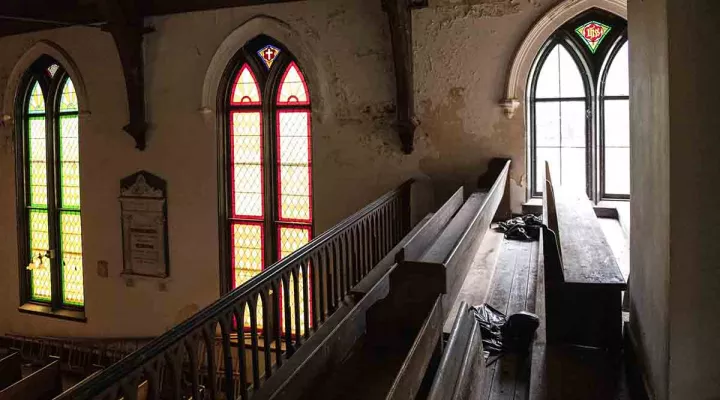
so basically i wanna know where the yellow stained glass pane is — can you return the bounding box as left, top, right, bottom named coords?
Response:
left=59, top=78, right=79, bottom=112
left=232, top=223, right=264, bottom=289
left=60, top=115, right=81, bottom=208
left=61, top=212, right=84, bottom=306
left=232, top=112, right=263, bottom=217
left=28, top=82, right=45, bottom=114
left=279, top=226, right=311, bottom=335
left=29, top=210, right=51, bottom=302
left=231, top=65, right=261, bottom=105
left=28, top=116, right=48, bottom=207
left=277, top=63, right=309, bottom=105
left=277, top=111, right=311, bottom=222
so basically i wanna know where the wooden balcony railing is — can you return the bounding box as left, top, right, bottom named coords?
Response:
left=56, top=180, right=413, bottom=400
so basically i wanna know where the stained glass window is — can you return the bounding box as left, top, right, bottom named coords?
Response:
left=18, top=58, right=85, bottom=311
left=225, top=39, right=313, bottom=333
left=575, top=21, right=612, bottom=53
left=529, top=10, right=629, bottom=203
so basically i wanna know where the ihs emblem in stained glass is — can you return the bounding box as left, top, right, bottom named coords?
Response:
left=575, top=21, right=612, bottom=53
left=257, top=45, right=281, bottom=69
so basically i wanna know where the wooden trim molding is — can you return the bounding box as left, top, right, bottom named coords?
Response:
left=500, top=0, right=627, bottom=119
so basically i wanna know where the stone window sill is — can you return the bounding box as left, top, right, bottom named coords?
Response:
left=18, top=303, right=87, bottom=323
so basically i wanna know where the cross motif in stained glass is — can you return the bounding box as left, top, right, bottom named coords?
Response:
left=257, top=45, right=281, bottom=70
left=575, top=21, right=612, bottom=54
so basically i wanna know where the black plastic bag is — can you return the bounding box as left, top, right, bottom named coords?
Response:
left=494, top=214, right=544, bottom=241
left=473, top=304, right=540, bottom=365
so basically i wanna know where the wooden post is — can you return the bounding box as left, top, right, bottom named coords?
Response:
left=383, top=0, right=417, bottom=154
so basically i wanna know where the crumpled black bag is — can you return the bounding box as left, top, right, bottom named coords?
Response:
left=494, top=214, right=544, bottom=241
left=473, top=304, right=540, bottom=365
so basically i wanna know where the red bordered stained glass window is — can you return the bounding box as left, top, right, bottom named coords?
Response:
left=224, top=38, right=313, bottom=331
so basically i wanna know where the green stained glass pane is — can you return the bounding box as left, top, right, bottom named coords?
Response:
left=59, top=78, right=78, bottom=112
left=28, top=82, right=45, bottom=114
left=60, top=115, right=80, bottom=208
left=575, top=21, right=612, bottom=54
left=28, top=116, right=48, bottom=207
left=29, top=210, right=52, bottom=302
left=60, top=211, right=84, bottom=306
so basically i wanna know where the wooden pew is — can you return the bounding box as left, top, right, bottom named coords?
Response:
left=541, top=162, right=627, bottom=349
left=427, top=302, right=484, bottom=400
left=0, top=353, right=22, bottom=391
left=367, top=159, right=511, bottom=399
left=0, top=359, right=62, bottom=400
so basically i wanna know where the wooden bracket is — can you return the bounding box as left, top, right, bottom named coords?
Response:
left=383, top=0, right=419, bottom=154
left=99, top=0, right=151, bottom=150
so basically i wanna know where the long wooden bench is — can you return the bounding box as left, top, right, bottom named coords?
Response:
left=0, top=353, right=21, bottom=391
left=285, top=160, right=510, bottom=400
left=541, top=162, right=627, bottom=348
left=0, top=358, right=62, bottom=400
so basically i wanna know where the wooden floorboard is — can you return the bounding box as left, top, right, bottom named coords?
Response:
left=482, top=239, right=539, bottom=400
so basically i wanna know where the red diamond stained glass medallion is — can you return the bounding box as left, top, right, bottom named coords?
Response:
left=575, top=21, right=612, bottom=53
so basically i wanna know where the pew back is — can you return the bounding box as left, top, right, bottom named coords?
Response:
left=0, top=359, right=62, bottom=400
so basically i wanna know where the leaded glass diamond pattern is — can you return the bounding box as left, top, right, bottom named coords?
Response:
left=232, top=112, right=263, bottom=217
left=232, top=223, right=264, bottom=288
left=60, top=79, right=79, bottom=112
left=21, top=73, right=84, bottom=309
left=29, top=210, right=52, bottom=302
left=60, top=115, right=80, bottom=208
left=61, top=212, right=84, bottom=306
left=277, top=63, right=309, bottom=105
left=278, top=111, right=311, bottom=222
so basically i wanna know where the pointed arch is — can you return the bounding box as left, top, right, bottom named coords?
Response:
left=2, top=41, right=89, bottom=125
left=501, top=0, right=626, bottom=118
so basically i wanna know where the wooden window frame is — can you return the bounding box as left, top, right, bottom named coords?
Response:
left=218, top=36, right=314, bottom=295
left=15, top=56, right=85, bottom=321
left=528, top=9, right=628, bottom=204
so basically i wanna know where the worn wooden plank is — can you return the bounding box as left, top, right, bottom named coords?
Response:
left=0, top=359, right=62, bottom=400
left=398, top=188, right=464, bottom=263
left=0, top=353, right=21, bottom=391
left=427, top=303, right=475, bottom=400
left=554, top=187, right=626, bottom=287
left=386, top=297, right=443, bottom=400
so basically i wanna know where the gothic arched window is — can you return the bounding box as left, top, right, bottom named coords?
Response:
left=528, top=9, right=629, bottom=201
left=16, top=56, right=85, bottom=316
left=220, top=36, right=313, bottom=294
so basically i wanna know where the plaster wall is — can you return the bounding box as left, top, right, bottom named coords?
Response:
left=666, top=1, right=720, bottom=398
left=627, top=0, right=670, bottom=397
left=0, top=0, right=557, bottom=338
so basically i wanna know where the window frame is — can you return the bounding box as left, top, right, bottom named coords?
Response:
left=527, top=9, right=628, bottom=203
left=15, top=56, right=86, bottom=321
left=218, top=37, right=314, bottom=295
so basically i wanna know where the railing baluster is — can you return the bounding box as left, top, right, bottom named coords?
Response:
left=165, top=345, right=183, bottom=400
left=202, top=324, right=217, bottom=399
left=249, top=298, right=261, bottom=391
left=318, top=251, right=327, bottom=322
left=261, top=289, right=273, bottom=379
left=271, top=280, right=284, bottom=367
left=302, top=261, right=311, bottom=338
left=145, top=359, right=163, bottom=400
left=310, top=253, right=320, bottom=330
left=282, top=274, right=294, bottom=355
left=234, top=304, right=248, bottom=400
left=219, top=315, right=235, bottom=400
left=325, top=246, right=336, bottom=312
left=292, top=267, right=303, bottom=344
left=185, top=336, right=201, bottom=400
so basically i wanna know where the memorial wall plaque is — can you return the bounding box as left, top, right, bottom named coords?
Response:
left=119, top=171, right=169, bottom=278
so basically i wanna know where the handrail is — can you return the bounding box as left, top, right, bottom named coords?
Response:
left=57, top=179, right=414, bottom=400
